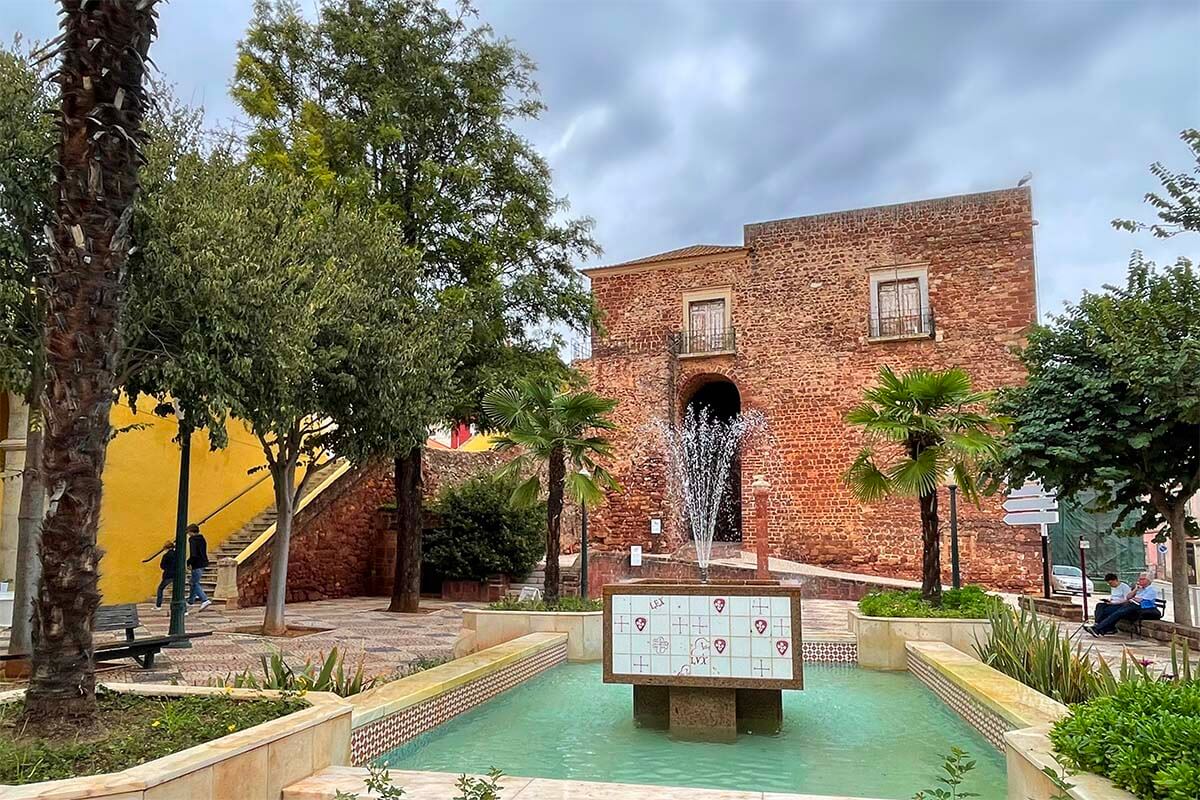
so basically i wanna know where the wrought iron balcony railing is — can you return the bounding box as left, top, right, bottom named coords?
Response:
left=670, top=327, right=736, bottom=356
left=869, top=309, right=935, bottom=340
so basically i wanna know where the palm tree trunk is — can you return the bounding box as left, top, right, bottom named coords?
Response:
left=388, top=448, right=423, bottom=613
left=545, top=446, right=565, bottom=603
left=263, top=461, right=296, bottom=636
left=9, top=363, right=45, bottom=659
left=1167, top=506, right=1194, bottom=627
left=919, top=489, right=942, bottom=603
left=25, top=0, right=158, bottom=723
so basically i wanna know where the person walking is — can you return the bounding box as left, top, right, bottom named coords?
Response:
left=147, top=541, right=177, bottom=610
left=187, top=524, right=212, bottom=612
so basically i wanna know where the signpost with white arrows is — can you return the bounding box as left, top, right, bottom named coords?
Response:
left=1003, top=481, right=1059, bottom=598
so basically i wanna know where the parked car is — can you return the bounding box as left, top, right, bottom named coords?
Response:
left=1051, top=565, right=1095, bottom=595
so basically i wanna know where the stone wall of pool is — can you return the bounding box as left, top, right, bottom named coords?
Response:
left=348, top=632, right=568, bottom=764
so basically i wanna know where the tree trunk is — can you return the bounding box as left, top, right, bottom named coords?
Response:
left=262, top=462, right=296, bottom=636
left=9, top=367, right=46, bottom=658
left=388, top=448, right=423, bottom=613
left=545, top=446, right=565, bottom=604
left=919, top=489, right=942, bottom=603
left=1167, top=506, right=1194, bottom=627
left=25, top=0, right=158, bottom=723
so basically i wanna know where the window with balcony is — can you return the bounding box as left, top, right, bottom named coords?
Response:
left=869, top=266, right=934, bottom=340
left=675, top=289, right=735, bottom=355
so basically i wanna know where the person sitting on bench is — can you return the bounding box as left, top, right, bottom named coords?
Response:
left=1094, top=573, right=1131, bottom=626
left=1087, top=574, right=1161, bottom=637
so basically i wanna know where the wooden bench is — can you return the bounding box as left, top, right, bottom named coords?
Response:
left=1, top=603, right=210, bottom=669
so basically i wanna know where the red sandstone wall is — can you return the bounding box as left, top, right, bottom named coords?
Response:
left=580, top=188, right=1041, bottom=592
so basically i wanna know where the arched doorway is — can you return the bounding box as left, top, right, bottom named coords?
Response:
left=682, top=378, right=742, bottom=542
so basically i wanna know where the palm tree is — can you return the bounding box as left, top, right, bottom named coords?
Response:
left=25, top=0, right=159, bottom=722
left=483, top=379, right=619, bottom=603
left=844, top=367, right=1006, bottom=603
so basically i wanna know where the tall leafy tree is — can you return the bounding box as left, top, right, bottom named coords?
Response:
left=1113, top=129, right=1199, bottom=239
left=26, top=0, right=160, bottom=722
left=232, top=0, right=600, bottom=613
left=845, top=367, right=1006, bottom=602
left=128, top=148, right=457, bottom=635
left=0, top=44, right=54, bottom=662
left=483, top=379, right=618, bottom=603
left=998, top=258, right=1200, bottom=626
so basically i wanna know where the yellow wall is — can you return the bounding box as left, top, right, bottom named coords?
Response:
left=98, top=404, right=280, bottom=603
left=459, top=434, right=499, bottom=453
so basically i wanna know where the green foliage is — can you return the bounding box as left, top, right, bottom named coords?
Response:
left=233, top=0, right=600, bottom=427
left=424, top=476, right=546, bottom=582
left=215, top=648, right=376, bottom=697
left=857, top=586, right=1000, bottom=619
left=454, top=768, right=505, bottom=800
left=0, top=42, right=54, bottom=398
left=845, top=367, right=1006, bottom=504
left=487, top=596, right=604, bottom=612
left=1050, top=679, right=1200, bottom=800
left=0, top=689, right=305, bottom=785
left=1113, top=129, right=1200, bottom=239
left=483, top=378, right=620, bottom=509
left=912, top=747, right=979, bottom=800
left=973, top=606, right=1197, bottom=704
left=334, top=764, right=407, bottom=799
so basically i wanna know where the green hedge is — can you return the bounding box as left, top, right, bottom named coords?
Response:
left=857, top=585, right=1000, bottom=619
left=487, top=596, right=603, bottom=612
left=423, top=475, right=545, bottom=583
left=1050, top=679, right=1200, bottom=800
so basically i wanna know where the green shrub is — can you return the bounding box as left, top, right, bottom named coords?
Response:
left=1050, top=679, right=1200, bottom=800
left=858, top=585, right=1000, bottom=619
left=424, top=475, right=545, bottom=582
left=215, top=648, right=375, bottom=697
left=487, top=596, right=603, bottom=612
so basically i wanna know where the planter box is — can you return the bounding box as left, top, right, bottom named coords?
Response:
left=1005, top=724, right=1137, bottom=800
left=849, top=608, right=991, bottom=670
left=0, top=684, right=351, bottom=799
left=460, top=609, right=601, bottom=662
left=440, top=576, right=508, bottom=603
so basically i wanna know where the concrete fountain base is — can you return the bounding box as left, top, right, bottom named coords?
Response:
left=633, top=684, right=783, bottom=742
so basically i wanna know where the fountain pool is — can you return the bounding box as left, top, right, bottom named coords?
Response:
left=376, top=662, right=1007, bottom=799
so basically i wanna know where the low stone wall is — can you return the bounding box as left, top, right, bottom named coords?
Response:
left=348, top=632, right=567, bottom=765
left=0, top=684, right=350, bottom=799
left=1019, top=595, right=1083, bottom=621
left=587, top=551, right=908, bottom=600
left=1115, top=616, right=1200, bottom=647
left=1004, top=725, right=1138, bottom=800
left=850, top=610, right=992, bottom=670
left=461, top=609, right=601, bottom=661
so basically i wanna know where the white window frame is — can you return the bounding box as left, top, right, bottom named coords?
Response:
left=868, top=265, right=931, bottom=340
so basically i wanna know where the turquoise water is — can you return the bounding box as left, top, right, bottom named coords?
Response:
left=377, top=663, right=1007, bottom=799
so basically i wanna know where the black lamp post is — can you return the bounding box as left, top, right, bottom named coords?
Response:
left=168, top=408, right=192, bottom=648
left=945, top=469, right=961, bottom=590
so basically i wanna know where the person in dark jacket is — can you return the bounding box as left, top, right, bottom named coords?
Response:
left=151, top=541, right=177, bottom=610
left=186, top=524, right=212, bottom=611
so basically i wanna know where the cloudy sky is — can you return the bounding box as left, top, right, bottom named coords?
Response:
left=4, top=0, right=1197, bottom=318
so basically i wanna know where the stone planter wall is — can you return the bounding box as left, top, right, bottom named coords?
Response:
left=849, top=609, right=992, bottom=670
left=459, top=609, right=601, bottom=661
left=1019, top=595, right=1083, bottom=621
left=0, top=684, right=351, bottom=799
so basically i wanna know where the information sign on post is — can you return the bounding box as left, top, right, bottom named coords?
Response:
left=1003, top=481, right=1059, bottom=599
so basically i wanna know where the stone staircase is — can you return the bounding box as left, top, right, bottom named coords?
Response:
left=507, top=557, right=581, bottom=598
left=160, top=460, right=345, bottom=602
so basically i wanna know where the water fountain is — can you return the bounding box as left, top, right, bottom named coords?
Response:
left=603, top=406, right=803, bottom=742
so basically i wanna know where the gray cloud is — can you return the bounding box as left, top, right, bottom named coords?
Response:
left=3, top=0, right=1196, bottom=316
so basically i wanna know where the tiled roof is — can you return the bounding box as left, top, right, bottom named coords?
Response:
left=586, top=244, right=746, bottom=272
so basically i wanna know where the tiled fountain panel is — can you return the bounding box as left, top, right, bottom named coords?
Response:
left=906, top=650, right=1008, bottom=750
left=350, top=640, right=567, bottom=764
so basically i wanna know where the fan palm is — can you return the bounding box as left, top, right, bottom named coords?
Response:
left=483, top=379, right=619, bottom=602
left=844, top=367, right=1007, bottom=602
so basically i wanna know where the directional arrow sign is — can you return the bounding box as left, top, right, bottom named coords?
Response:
left=1003, top=496, right=1059, bottom=513
left=1003, top=510, right=1059, bottom=526
left=1008, top=481, right=1052, bottom=499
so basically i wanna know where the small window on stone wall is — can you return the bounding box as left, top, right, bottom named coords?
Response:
left=869, top=267, right=932, bottom=339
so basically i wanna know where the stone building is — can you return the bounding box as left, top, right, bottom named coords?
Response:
left=577, top=187, right=1040, bottom=591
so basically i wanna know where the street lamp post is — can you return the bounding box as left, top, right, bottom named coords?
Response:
left=578, top=466, right=590, bottom=600
left=945, top=469, right=961, bottom=590
left=168, top=408, right=192, bottom=648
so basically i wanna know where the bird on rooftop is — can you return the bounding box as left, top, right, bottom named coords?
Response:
left=1017, top=172, right=1033, bottom=187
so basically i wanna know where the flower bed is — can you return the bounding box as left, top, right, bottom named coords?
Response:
left=858, top=585, right=1000, bottom=619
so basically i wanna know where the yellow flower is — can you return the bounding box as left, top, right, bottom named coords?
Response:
left=151, top=720, right=161, bottom=728
left=227, top=724, right=237, bottom=733
left=298, top=690, right=308, bottom=697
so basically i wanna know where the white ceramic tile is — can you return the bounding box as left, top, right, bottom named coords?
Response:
left=670, top=635, right=689, bottom=656
left=689, top=595, right=709, bottom=615
left=731, top=657, right=751, bottom=677
left=651, top=654, right=670, bottom=674
left=670, top=655, right=690, bottom=675
left=749, top=597, right=773, bottom=617
left=770, top=596, right=790, bottom=617
left=612, top=613, right=632, bottom=635
left=650, top=634, right=671, bottom=656
left=771, top=617, right=791, bottom=638
left=710, top=595, right=729, bottom=615
left=612, top=653, right=631, bottom=673
left=774, top=657, right=793, bottom=679
left=728, top=596, right=750, bottom=616
left=670, top=596, right=689, bottom=614
left=612, top=595, right=631, bottom=614
left=773, top=638, right=792, bottom=658
left=630, top=633, right=651, bottom=655
left=647, top=595, right=668, bottom=615
left=650, top=614, right=669, bottom=635
left=752, top=636, right=773, bottom=657
left=710, top=614, right=730, bottom=635
left=751, top=616, right=770, bottom=636
left=631, top=595, right=650, bottom=614
left=612, top=634, right=630, bottom=654
left=751, top=658, right=773, bottom=678
left=727, top=636, right=750, bottom=658
left=710, top=655, right=730, bottom=676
